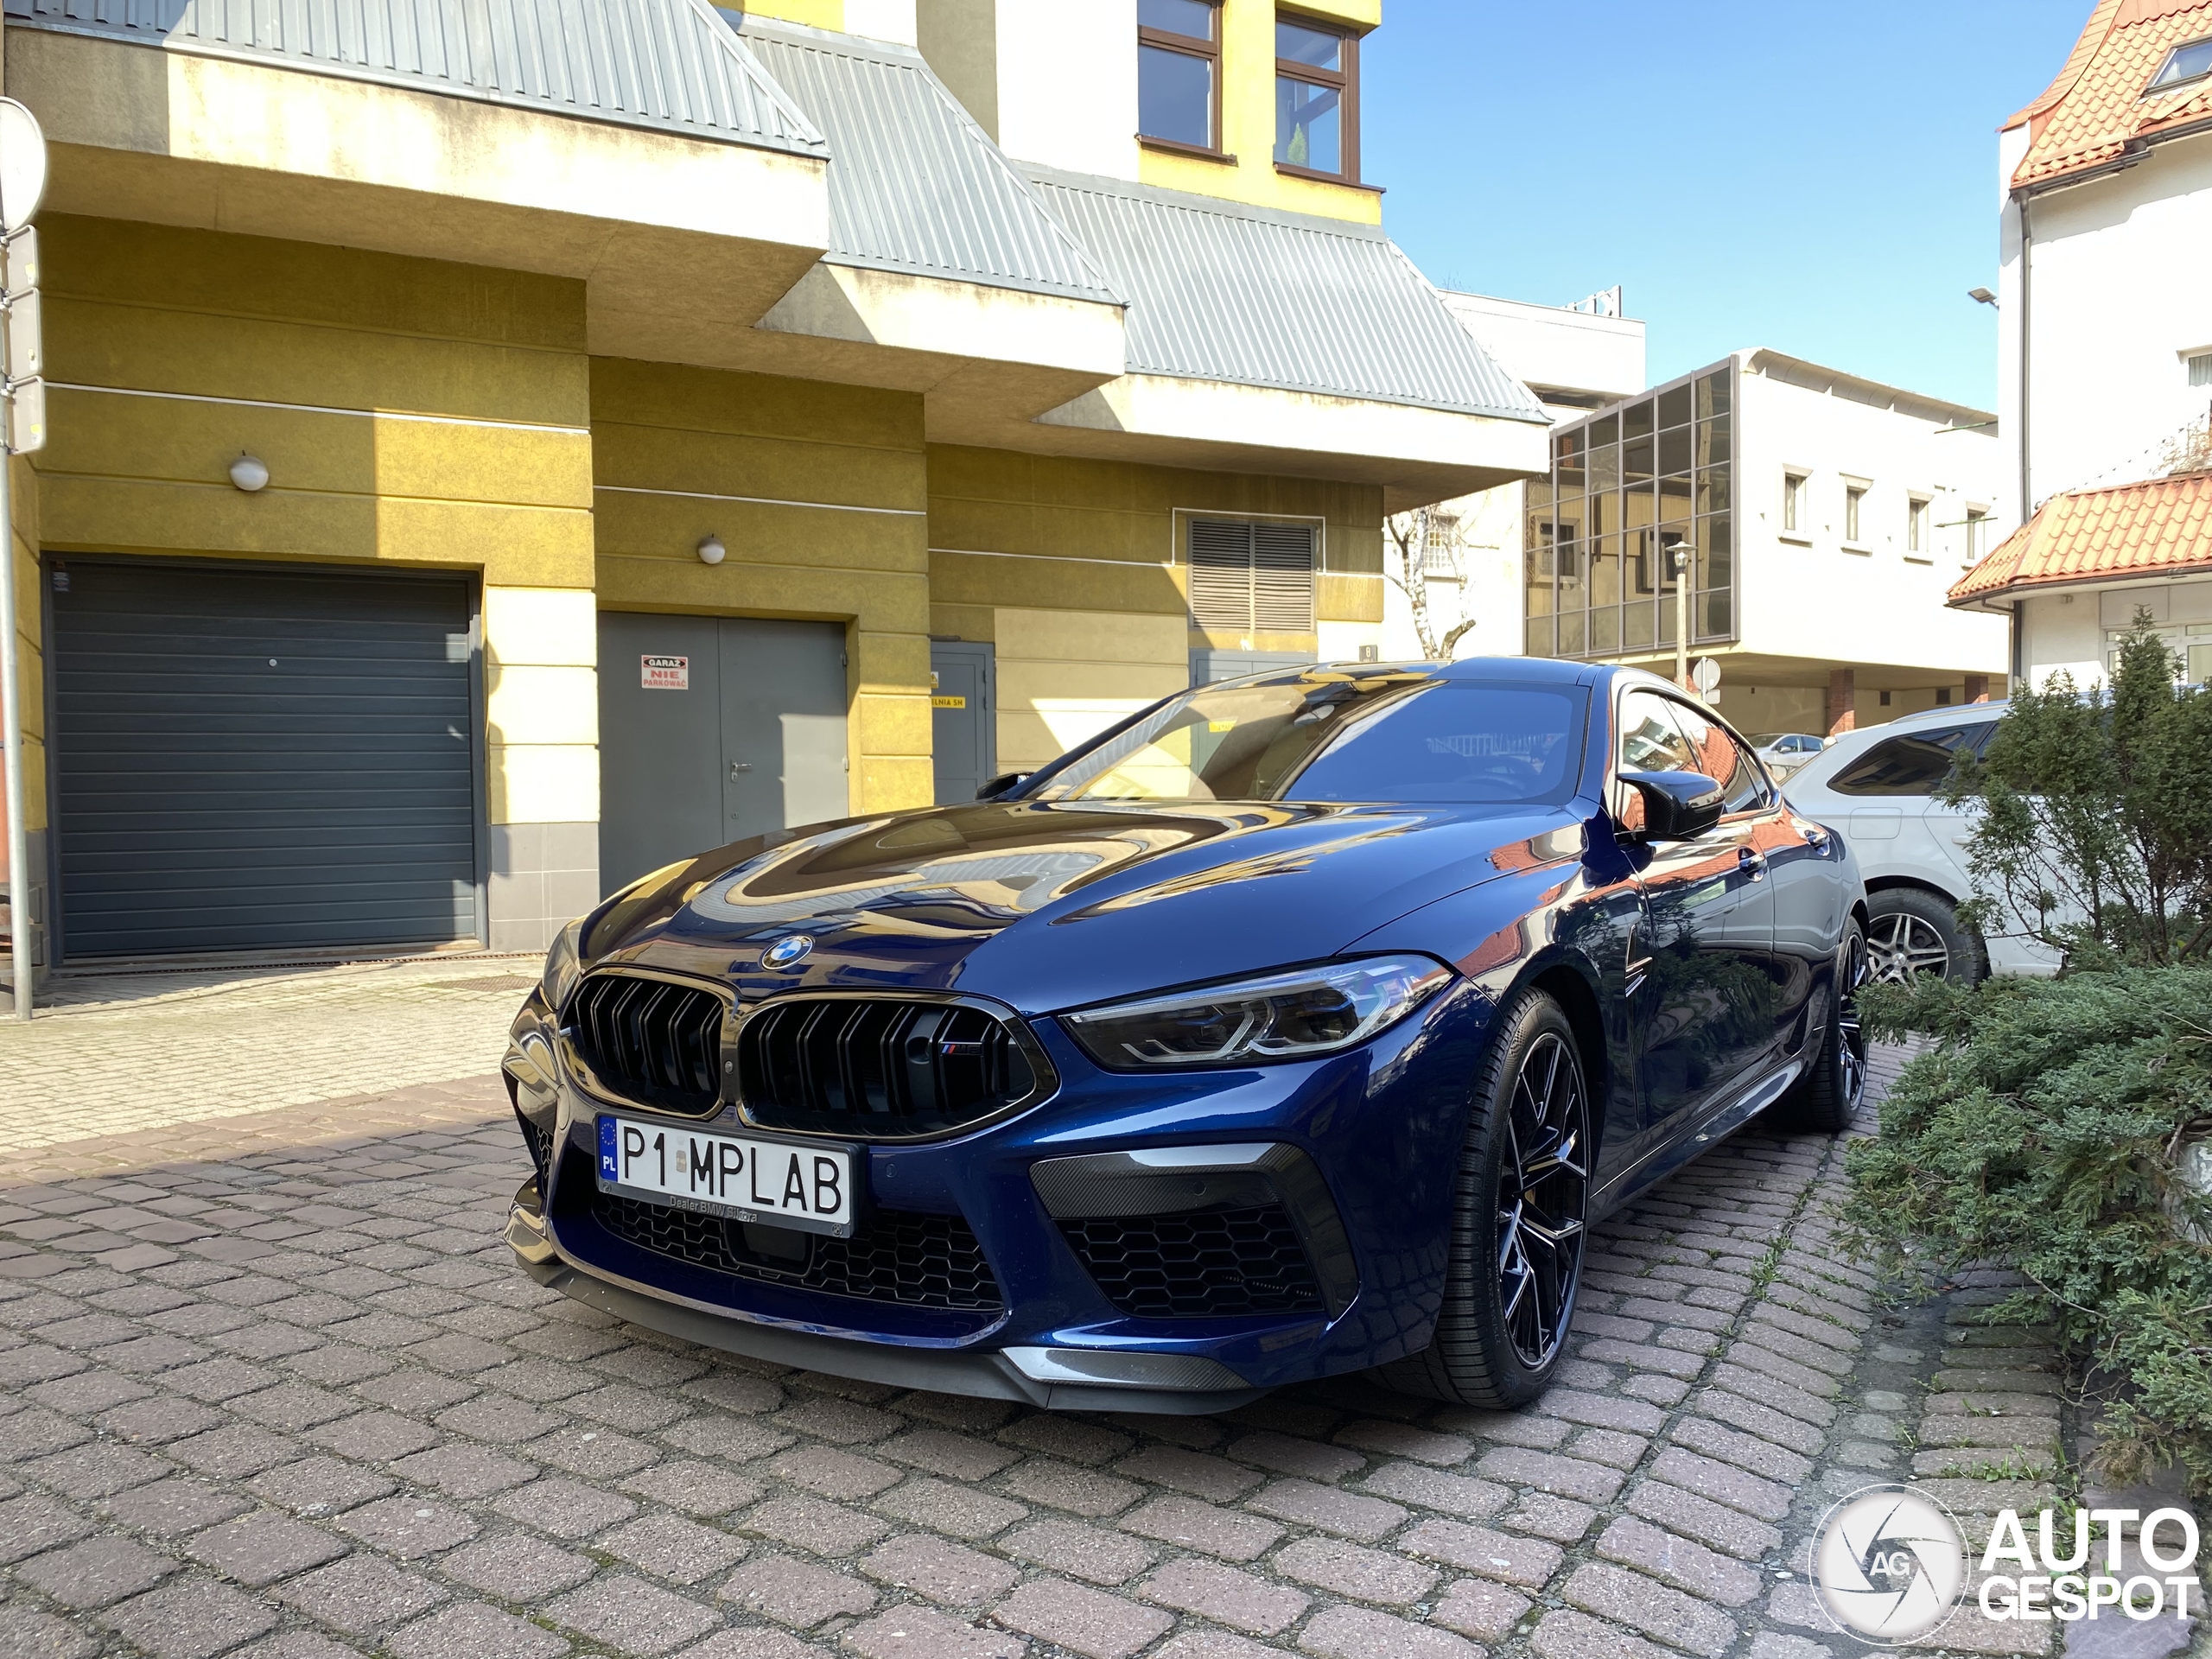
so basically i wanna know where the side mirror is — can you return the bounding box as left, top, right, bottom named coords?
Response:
left=1618, top=770, right=1724, bottom=842
left=976, top=772, right=1031, bottom=801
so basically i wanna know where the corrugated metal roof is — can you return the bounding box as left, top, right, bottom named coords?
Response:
left=735, top=18, right=1120, bottom=305
left=4, top=0, right=829, bottom=156
left=1025, top=168, right=1548, bottom=421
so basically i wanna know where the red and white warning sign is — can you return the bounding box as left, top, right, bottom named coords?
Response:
left=640, top=654, right=689, bottom=690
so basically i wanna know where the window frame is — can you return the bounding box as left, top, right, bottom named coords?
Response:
left=1843, top=482, right=1866, bottom=546
left=1907, top=494, right=1929, bottom=557
left=1782, top=471, right=1807, bottom=537
left=1964, top=505, right=1990, bottom=566
left=2147, top=35, right=2212, bottom=95
left=1138, top=0, right=1224, bottom=159
left=1273, top=14, right=1359, bottom=184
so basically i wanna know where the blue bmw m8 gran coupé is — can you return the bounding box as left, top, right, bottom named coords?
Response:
left=504, top=658, right=1868, bottom=1414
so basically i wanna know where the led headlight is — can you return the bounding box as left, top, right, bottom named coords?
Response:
left=1060, top=956, right=1453, bottom=1070
left=539, top=917, right=585, bottom=1014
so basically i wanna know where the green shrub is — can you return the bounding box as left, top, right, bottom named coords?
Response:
left=1845, top=969, right=2212, bottom=1491
left=1947, top=613, right=2212, bottom=968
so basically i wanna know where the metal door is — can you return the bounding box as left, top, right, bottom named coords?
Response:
left=598, top=614, right=849, bottom=894
left=597, top=613, right=724, bottom=895
left=930, top=640, right=994, bottom=804
left=719, top=619, right=849, bottom=838
left=50, top=557, right=478, bottom=958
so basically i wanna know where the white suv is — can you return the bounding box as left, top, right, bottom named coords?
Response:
left=1780, top=703, right=2059, bottom=983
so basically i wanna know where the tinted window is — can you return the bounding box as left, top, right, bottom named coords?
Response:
left=1035, top=677, right=1588, bottom=805
left=1618, top=690, right=1695, bottom=774
left=1672, top=702, right=1769, bottom=813
left=1827, top=722, right=1994, bottom=797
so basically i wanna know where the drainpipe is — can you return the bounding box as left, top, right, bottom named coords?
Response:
left=2018, top=192, right=2032, bottom=523
left=0, top=451, right=26, bottom=1019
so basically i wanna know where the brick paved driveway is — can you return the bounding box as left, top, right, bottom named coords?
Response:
left=2, top=980, right=2070, bottom=1659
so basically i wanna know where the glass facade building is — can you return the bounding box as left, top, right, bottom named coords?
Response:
left=1524, top=365, right=1734, bottom=661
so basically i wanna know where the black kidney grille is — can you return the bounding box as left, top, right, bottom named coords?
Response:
left=515, top=1110, right=554, bottom=1187
left=1059, top=1205, right=1325, bottom=1319
left=740, top=999, right=1039, bottom=1137
left=591, top=1191, right=1002, bottom=1311
left=570, top=975, right=726, bottom=1116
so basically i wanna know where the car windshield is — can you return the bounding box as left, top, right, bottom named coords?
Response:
left=1031, top=674, right=1589, bottom=804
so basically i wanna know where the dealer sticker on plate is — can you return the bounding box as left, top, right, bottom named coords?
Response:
left=596, top=1116, right=856, bottom=1237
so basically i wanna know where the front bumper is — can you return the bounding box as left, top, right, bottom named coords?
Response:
left=504, top=976, right=1491, bottom=1407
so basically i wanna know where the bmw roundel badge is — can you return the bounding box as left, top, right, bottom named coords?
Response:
left=760, top=934, right=814, bottom=969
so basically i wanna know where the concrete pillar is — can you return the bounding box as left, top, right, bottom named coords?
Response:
left=1965, top=674, right=1991, bottom=703
left=1827, top=667, right=1856, bottom=737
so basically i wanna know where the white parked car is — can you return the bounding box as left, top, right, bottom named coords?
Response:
left=1748, top=732, right=1827, bottom=779
left=1780, top=703, right=2059, bottom=983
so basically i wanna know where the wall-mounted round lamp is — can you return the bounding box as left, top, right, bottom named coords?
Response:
left=696, top=534, right=726, bottom=566
left=229, top=454, right=270, bottom=493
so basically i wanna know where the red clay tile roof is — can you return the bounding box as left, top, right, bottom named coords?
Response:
left=1949, top=472, right=2212, bottom=606
left=2008, top=0, right=2212, bottom=188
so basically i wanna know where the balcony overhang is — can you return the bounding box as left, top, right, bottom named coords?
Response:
left=938, top=372, right=1553, bottom=509
left=6, top=27, right=832, bottom=354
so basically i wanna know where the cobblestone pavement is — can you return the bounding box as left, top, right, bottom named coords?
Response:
left=1, top=959, right=538, bottom=1148
left=1, top=1027, right=2102, bottom=1659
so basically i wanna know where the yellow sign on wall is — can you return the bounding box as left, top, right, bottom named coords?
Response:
left=932, top=695, right=966, bottom=709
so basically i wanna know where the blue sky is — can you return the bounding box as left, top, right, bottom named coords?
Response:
left=1364, top=1, right=2092, bottom=411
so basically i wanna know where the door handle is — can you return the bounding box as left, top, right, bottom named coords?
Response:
left=1738, top=847, right=1767, bottom=880
left=729, top=762, right=752, bottom=779
left=1802, top=824, right=1829, bottom=854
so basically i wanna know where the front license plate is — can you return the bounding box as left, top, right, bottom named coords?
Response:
left=595, top=1116, right=856, bottom=1238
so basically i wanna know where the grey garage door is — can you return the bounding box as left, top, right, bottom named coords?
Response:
left=51, top=558, right=479, bottom=959
left=599, top=613, right=849, bottom=894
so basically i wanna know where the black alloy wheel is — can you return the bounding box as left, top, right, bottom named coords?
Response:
left=1774, top=918, right=1871, bottom=1133
left=1498, top=1030, right=1590, bottom=1370
left=1380, top=988, right=1591, bottom=1408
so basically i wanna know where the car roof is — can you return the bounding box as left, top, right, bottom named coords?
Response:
left=1873, top=701, right=2009, bottom=733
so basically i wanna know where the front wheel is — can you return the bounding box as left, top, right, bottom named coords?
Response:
left=1774, top=919, right=1870, bottom=1134
left=1380, top=988, right=1591, bottom=1407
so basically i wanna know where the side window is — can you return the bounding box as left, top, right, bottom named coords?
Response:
left=1829, top=724, right=1985, bottom=797
left=1671, top=702, right=1769, bottom=814
left=1614, top=690, right=1696, bottom=834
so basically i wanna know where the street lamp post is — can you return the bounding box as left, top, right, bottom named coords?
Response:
left=1671, top=542, right=1690, bottom=693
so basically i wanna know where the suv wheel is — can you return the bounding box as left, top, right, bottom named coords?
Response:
left=1379, top=988, right=1589, bottom=1407
left=1866, top=887, right=1986, bottom=985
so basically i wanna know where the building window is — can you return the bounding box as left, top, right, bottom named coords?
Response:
left=1783, top=472, right=1806, bottom=534
left=2190, top=352, right=2212, bottom=387
left=1908, top=496, right=1929, bottom=555
left=1844, top=484, right=1866, bottom=543
left=2148, top=36, right=2212, bottom=92
left=1936, top=687, right=1953, bottom=705
left=1964, top=506, right=1989, bottom=563
left=1187, top=518, right=1316, bottom=632
left=1274, top=17, right=1357, bottom=181
left=1139, top=0, right=1220, bottom=155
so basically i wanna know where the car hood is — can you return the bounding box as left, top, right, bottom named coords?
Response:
left=585, top=799, right=1586, bottom=1014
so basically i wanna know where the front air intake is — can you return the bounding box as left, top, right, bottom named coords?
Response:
left=569, top=973, right=727, bottom=1118
left=738, top=995, right=1052, bottom=1140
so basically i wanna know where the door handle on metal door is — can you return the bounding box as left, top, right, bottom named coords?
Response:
left=1738, top=848, right=1766, bottom=880
left=728, top=762, right=752, bottom=779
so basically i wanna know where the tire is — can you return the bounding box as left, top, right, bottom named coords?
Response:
left=1774, top=918, right=1871, bottom=1134
left=1866, top=887, right=1986, bottom=986
left=1379, top=988, right=1591, bottom=1408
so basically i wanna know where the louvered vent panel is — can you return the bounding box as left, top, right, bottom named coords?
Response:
left=1252, top=523, right=1316, bottom=632
left=1186, top=519, right=1255, bottom=630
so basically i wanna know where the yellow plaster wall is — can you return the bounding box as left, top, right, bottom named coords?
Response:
left=926, top=443, right=1384, bottom=769
left=1140, top=0, right=1384, bottom=224
left=33, top=215, right=601, bottom=835
left=735, top=0, right=843, bottom=28
left=589, top=358, right=935, bottom=814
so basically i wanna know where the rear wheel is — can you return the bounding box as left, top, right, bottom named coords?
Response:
left=1866, top=887, right=1986, bottom=986
left=1380, top=988, right=1590, bottom=1407
left=1775, top=919, right=1870, bottom=1134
